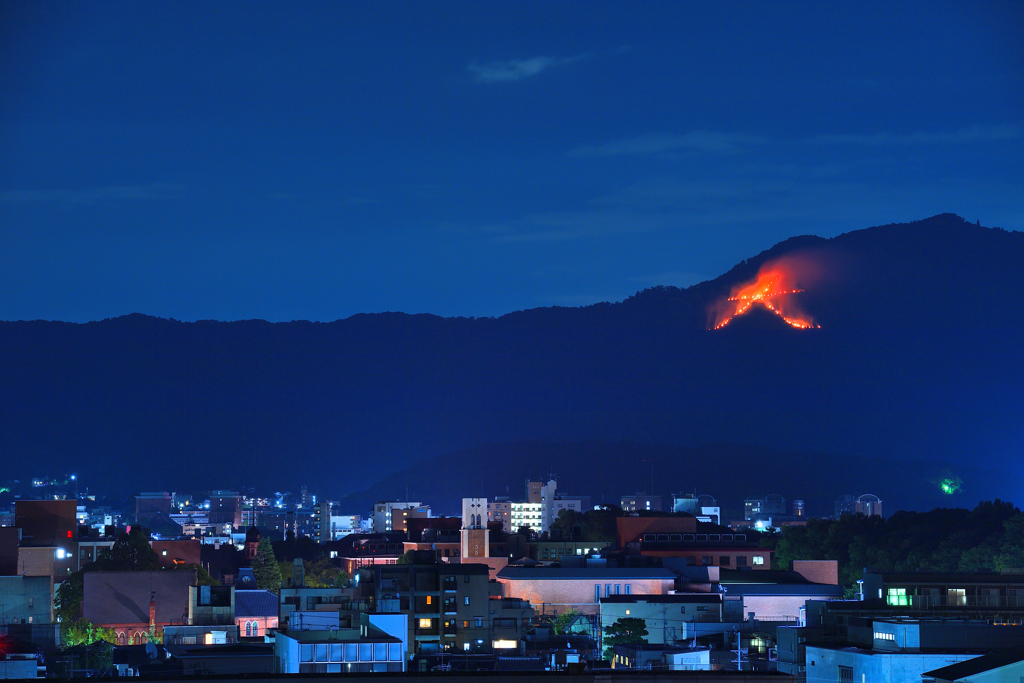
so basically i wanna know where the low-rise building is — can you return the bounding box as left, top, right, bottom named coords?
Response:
left=274, top=618, right=406, bottom=673
left=601, top=594, right=723, bottom=646
left=83, top=570, right=196, bottom=645
left=496, top=566, right=675, bottom=616
left=235, top=589, right=279, bottom=637
left=362, top=563, right=533, bottom=655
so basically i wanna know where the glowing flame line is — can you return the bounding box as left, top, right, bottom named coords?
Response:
left=711, top=278, right=820, bottom=330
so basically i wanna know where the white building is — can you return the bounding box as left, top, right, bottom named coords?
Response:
left=371, top=501, right=427, bottom=533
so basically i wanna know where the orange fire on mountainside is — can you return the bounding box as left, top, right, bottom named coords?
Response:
left=710, top=259, right=821, bottom=330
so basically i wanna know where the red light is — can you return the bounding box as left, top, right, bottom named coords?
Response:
left=67, top=530, right=72, bottom=538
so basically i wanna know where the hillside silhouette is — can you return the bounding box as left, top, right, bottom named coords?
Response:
left=1, top=214, right=1021, bottom=504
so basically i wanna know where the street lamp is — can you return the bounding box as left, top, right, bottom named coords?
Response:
left=71, top=474, right=77, bottom=500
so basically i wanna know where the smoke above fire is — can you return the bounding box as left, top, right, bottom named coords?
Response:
left=709, top=254, right=824, bottom=330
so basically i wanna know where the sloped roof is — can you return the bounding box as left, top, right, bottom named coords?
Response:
left=83, top=571, right=194, bottom=625
left=235, top=589, right=278, bottom=618
left=923, top=648, right=1024, bottom=681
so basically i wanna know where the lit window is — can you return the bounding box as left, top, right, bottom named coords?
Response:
left=426, top=596, right=432, bottom=605
left=752, top=556, right=764, bottom=565
left=625, top=609, right=630, bottom=615
left=419, top=618, right=432, bottom=628
left=887, top=588, right=909, bottom=606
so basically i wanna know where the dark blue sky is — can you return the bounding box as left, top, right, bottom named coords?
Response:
left=2, top=1, right=1021, bottom=322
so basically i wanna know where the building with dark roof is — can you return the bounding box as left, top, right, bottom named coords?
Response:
left=234, top=589, right=278, bottom=637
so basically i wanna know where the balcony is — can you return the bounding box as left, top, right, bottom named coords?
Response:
left=376, top=599, right=400, bottom=613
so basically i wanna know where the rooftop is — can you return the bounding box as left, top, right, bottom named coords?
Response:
left=497, top=566, right=675, bottom=580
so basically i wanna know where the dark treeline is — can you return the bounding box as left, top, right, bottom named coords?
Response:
left=765, top=500, right=1024, bottom=587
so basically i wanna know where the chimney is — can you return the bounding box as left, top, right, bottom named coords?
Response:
left=149, top=591, right=156, bottom=632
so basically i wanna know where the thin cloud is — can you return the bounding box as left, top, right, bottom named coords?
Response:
left=467, top=53, right=590, bottom=83
left=569, top=131, right=770, bottom=157
left=0, top=183, right=186, bottom=204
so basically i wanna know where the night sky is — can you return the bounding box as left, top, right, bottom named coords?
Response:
left=2, top=2, right=1021, bottom=323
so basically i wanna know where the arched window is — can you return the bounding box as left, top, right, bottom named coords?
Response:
left=117, top=632, right=126, bottom=646
left=245, top=621, right=251, bottom=636
left=252, top=622, right=259, bottom=637
left=139, top=632, right=148, bottom=644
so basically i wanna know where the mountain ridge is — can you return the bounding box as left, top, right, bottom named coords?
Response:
left=2, top=214, right=1021, bottom=503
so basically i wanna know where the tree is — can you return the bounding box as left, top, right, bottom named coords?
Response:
left=176, top=563, right=219, bottom=586
left=396, top=550, right=435, bottom=565
left=55, top=570, right=85, bottom=622
left=251, top=537, right=283, bottom=594
left=305, top=558, right=348, bottom=588
left=102, top=527, right=160, bottom=571
left=603, top=617, right=648, bottom=660
left=62, top=618, right=117, bottom=647
left=553, top=609, right=582, bottom=635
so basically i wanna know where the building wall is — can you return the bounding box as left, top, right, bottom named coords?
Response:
left=601, top=598, right=722, bottom=646
left=0, top=575, right=53, bottom=624
left=615, top=517, right=698, bottom=546
left=533, top=541, right=609, bottom=561
left=792, top=560, right=838, bottom=585
left=510, top=503, right=543, bottom=534
left=16, top=546, right=76, bottom=583
left=640, top=547, right=770, bottom=569
left=136, top=493, right=172, bottom=522
left=498, top=577, right=673, bottom=615
left=14, top=500, right=76, bottom=547
left=741, top=595, right=811, bottom=621
left=152, top=539, right=202, bottom=568
left=806, top=646, right=979, bottom=683
left=76, top=539, right=115, bottom=570
left=208, top=492, right=243, bottom=529
left=238, top=615, right=277, bottom=637
left=487, top=501, right=512, bottom=533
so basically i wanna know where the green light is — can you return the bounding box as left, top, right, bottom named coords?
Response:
left=940, top=476, right=962, bottom=495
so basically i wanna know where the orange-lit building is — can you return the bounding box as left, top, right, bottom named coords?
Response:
left=616, top=516, right=771, bottom=570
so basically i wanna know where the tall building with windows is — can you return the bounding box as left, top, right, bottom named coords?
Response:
left=372, top=501, right=429, bottom=533
left=360, top=563, right=532, bottom=655
left=856, top=494, right=882, bottom=517
left=208, top=491, right=243, bottom=528
left=620, top=494, right=662, bottom=513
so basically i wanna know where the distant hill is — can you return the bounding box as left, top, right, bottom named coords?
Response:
left=1, top=214, right=1021, bottom=506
